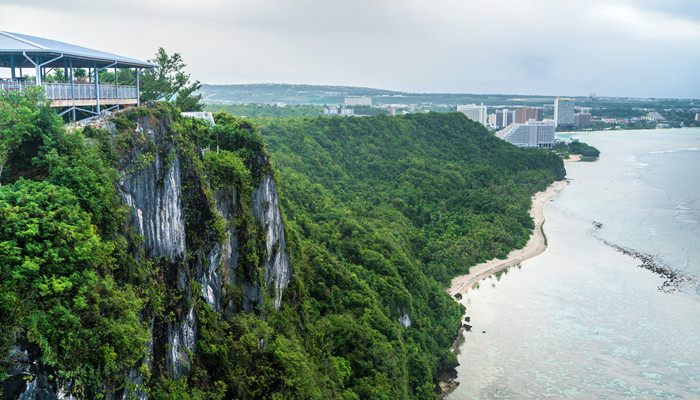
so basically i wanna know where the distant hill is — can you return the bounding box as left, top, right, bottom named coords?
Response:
left=199, top=84, right=699, bottom=127
left=198, top=83, right=561, bottom=107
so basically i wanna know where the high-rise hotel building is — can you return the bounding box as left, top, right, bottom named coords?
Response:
left=515, top=106, right=543, bottom=124
left=457, top=104, right=488, bottom=125
left=554, top=98, right=575, bottom=127
left=496, top=120, right=556, bottom=149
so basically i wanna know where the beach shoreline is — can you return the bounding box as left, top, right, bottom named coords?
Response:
left=437, top=177, right=570, bottom=398
left=565, top=154, right=582, bottom=163
left=447, top=179, right=569, bottom=297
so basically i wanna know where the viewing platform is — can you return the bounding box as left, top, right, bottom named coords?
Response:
left=0, top=80, right=138, bottom=107
left=0, top=31, right=156, bottom=120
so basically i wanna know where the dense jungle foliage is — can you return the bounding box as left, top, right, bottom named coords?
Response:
left=1, top=91, right=564, bottom=400
left=0, top=91, right=157, bottom=397
left=259, top=113, right=566, bottom=284
left=253, top=113, right=565, bottom=397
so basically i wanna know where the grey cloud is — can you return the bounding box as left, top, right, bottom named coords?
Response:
left=0, top=0, right=697, bottom=97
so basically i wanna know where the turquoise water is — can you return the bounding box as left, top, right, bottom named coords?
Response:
left=448, top=128, right=700, bottom=399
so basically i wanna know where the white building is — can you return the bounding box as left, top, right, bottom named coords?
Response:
left=495, top=109, right=515, bottom=128
left=496, top=120, right=555, bottom=149
left=324, top=106, right=355, bottom=116
left=554, top=98, right=574, bottom=127
left=488, top=113, right=497, bottom=127
left=344, top=96, right=372, bottom=106
left=182, top=111, right=215, bottom=125
left=457, top=104, right=488, bottom=125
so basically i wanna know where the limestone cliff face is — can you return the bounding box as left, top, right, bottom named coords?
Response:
left=3, top=111, right=293, bottom=400
left=116, top=114, right=293, bottom=386
left=251, top=172, right=291, bottom=310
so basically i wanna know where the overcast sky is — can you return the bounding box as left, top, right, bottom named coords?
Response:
left=2, top=0, right=699, bottom=98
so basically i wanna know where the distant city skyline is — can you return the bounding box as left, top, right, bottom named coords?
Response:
left=1, top=0, right=698, bottom=98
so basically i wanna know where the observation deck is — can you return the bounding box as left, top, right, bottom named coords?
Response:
left=0, top=80, right=138, bottom=107
left=0, top=31, right=156, bottom=119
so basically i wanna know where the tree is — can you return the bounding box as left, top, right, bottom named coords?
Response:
left=140, top=47, right=203, bottom=111
left=568, top=141, right=600, bottom=157
left=98, top=69, right=137, bottom=86
left=45, top=69, right=65, bottom=83
left=0, top=86, right=44, bottom=184
left=117, top=68, right=136, bottom=86
left=74, top=68, right=87, bottom=80
left=99, top=70, right=115, bottom=84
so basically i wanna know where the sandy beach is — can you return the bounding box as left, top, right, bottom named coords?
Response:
left=438, top=178, right=570, bottom=398
left=447, top=179, right=569, bottom=297
left=565, top=154, right=582, bottom=163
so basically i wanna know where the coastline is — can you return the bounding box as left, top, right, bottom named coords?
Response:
left=447, top=178, right=569, bottom=298
left=437, top=177, right=570, bottom=398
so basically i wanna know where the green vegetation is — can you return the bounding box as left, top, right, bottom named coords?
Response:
left=0, top=91, right=152, bottom=395
left=203, top=104, right=390, bottom=118
left=205, top=104, right=326, bottom=117
left=253, top=112, right=564, bottom=397
left=587, top=120, right=658, bottom=131
left=0, top=87, right=44, bottom=183
left=140, top=47, right=204, bottom=111
left=568, top=141, right=600, bottom=157
left=260, top=113, right=565, bottom=281
left=555, top=140, right=601, bottom=158
left=1, top=86, right=564, bottom=399
left=198, top=84, right=561, bottom=106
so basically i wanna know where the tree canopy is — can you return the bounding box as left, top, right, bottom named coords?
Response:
left=0, top=94, right=151, bottom=395
left=140, top=47, right=203, bottom=111
left=0, top=87, right=44, bottom=183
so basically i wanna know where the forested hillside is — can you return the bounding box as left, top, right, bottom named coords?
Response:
left=260, top=113, right=565, bottom=283
left=256, top=112, right=565, bottom=397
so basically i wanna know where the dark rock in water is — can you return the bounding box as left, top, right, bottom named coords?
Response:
left=464, top=316, right=470, bottom=323
left=453, top=293, right=463, bottom=300
left=599, top=239, right=699, bottom=293
left=463, top=324, right=472, bottom=332
left=592, top=221, right=603, bottom=229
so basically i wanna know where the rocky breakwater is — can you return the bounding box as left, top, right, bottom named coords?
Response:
left=599, top=235, right=698, bottom=293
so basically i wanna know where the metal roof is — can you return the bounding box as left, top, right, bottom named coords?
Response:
left=0, top=31, right=157, bottom=69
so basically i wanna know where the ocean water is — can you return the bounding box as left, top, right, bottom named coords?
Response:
left=448, top=128, right=700, bottom=399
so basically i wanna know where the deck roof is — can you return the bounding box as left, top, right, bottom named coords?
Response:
left=0, top=31, right=157, bottom=69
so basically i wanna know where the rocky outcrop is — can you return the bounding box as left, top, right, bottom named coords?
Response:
left=114, top=114, right=294, bottom=383
left=251, top=173, right=292, bottom=310
left=119, top=126, right=186, bottom=259
left=2, top=109, right=293, bottom=399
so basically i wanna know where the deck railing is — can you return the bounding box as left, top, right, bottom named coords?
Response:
left=0, top=81, right=137, bottom=101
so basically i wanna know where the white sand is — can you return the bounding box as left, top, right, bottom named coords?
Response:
left=565, top=154, right=582, bottom=163
left=447, top=179, right=569, bottom=296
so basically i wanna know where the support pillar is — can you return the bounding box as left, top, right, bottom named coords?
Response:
left=70, top=59, right=76, bottom=121
left=94, top=62, right=100, bottom=114
left=35, top=56, right=42, bottom=85
left=114, top=65, right=119, bottom=109
left=136, top=68, right=141, bottom=107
